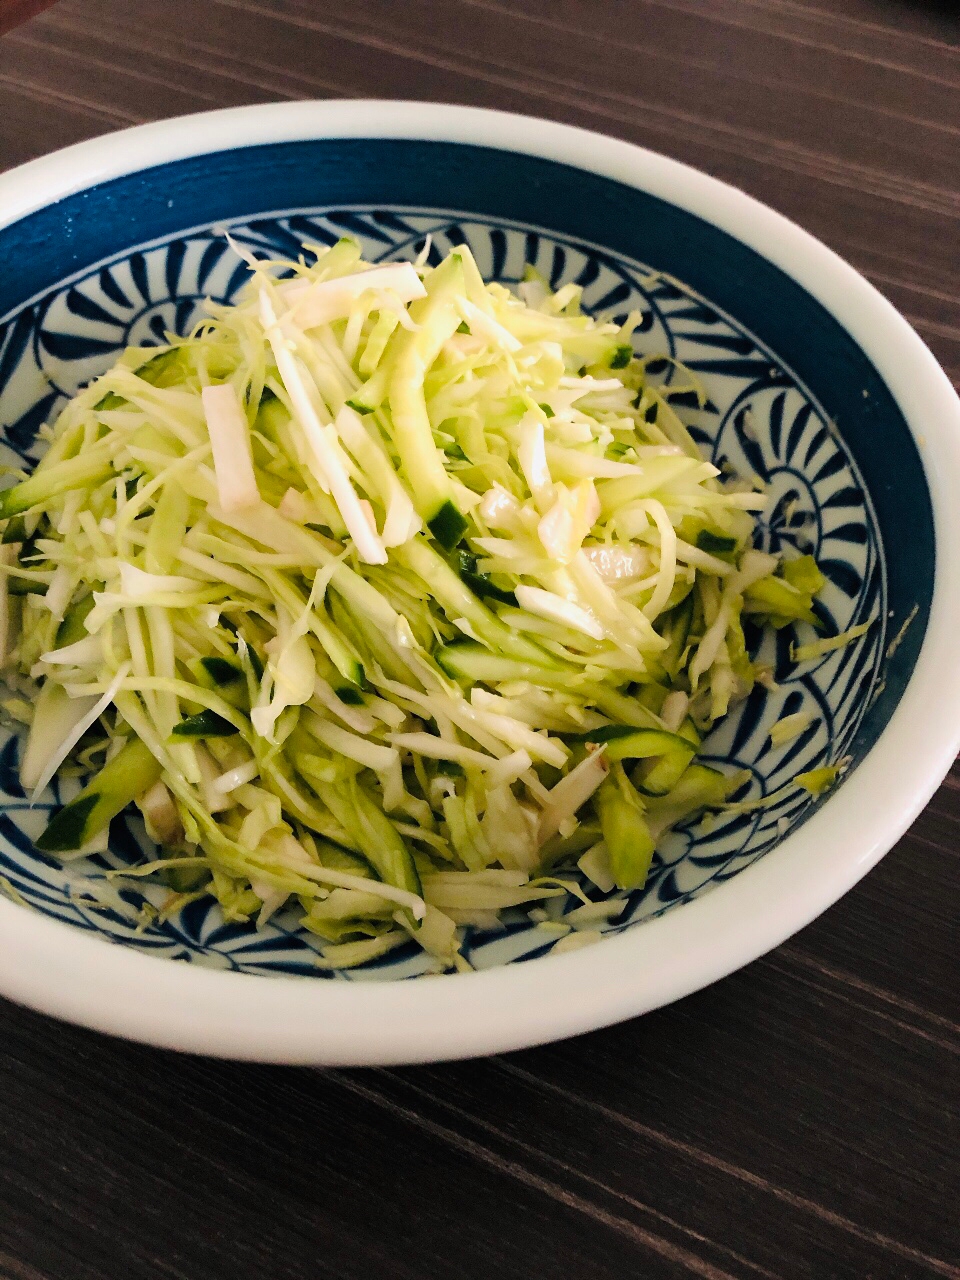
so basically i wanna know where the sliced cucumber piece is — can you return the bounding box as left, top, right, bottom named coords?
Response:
left=171, top=710, right=240, bottom=739
left=397, top=538, right=564, bottom=667
left=595, top=776, right=655, bottom=890
left=436, top=641, right=572, bottom=688
left=54, top=595, right=96, bottom=648
left=36, top=737, right=162, bottom=852
left=191, top=655, right=249, bottom=710
left=386, top=254, right=468, bottom=546
left=570, top=724, right=696, bottom=795
left=0, top=453, right=113, bottom=520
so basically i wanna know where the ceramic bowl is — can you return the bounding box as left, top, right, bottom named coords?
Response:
left=0, top=101, right=958, bottom=1064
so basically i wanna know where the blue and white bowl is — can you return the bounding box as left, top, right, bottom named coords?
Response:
left=0, top=102, right=958, bottom=1064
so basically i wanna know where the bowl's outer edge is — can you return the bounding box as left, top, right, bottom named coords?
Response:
left=0, top=101, right=958, bottom=1064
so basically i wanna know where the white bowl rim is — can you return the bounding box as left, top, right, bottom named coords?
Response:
left=0, top=99, right=958, bottom=1065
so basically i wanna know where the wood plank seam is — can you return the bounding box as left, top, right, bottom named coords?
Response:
left=493, top=1060, right=960, bottom=1276
left=328, top=1071, right=750, bottom=1280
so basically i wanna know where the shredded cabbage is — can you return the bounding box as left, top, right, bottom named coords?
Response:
left=0, top=238, right=836, bottom=968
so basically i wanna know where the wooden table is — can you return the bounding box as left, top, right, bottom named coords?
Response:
left=0, top=2, right=958, bottom=1277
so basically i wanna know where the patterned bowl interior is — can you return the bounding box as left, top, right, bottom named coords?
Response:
left=0, top=139, right=933, bottom=979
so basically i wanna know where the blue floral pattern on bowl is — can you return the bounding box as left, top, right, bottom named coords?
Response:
left=0, top=206, right=889, bottom=979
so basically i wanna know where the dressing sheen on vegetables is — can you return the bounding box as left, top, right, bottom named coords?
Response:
left=0, top=238, right=837, bottom=971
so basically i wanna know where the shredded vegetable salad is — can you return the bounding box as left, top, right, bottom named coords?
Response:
left=0, top=238, right=835, bottom=971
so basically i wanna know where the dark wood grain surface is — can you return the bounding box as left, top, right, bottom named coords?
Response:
left=0, top=2, right=958, bottom=1277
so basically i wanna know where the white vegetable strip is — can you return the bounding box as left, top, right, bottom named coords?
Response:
left=137, top=779, right=183, bottom=844
left=284, top=262, right=426, bottom=328
left=315, top=932, right=409, bottom=969
left=792, top=621, right=873, bottom=662
left=37, top=636, right=101, bottom=667
left=537, top=749, right=609, bottom=845
left=569, top=550, right=664, bottom=649
left=515, top=584, right=605, bottom=641
left=537, top=481, right=599, bottom=564
left=544, top=444, right=645, bottom=479
left=470, top=687, right=609, bottom=733
left=250, top=607, right=316, bottom=743
left=461, top=706, right=568, bottom=768
left=264, top=834, right=425, bottom=920
left=580, top=543, right=649, bottom=583
left=558, top=375, right=624, bottom=393
left=118, top=563, right=197, bottom=598
left=551, top=930, right=602, bottom=953
left=20, top=685, right=100, bottom=792
left=578, top=841, right=615, bottom=893
left=201, top=383, right=260, bottom=513
left=660, top=690, right=689, bottom=733
left=688, top=601, right=731, bottom=690
left=517, top=416, right=551, bottom=497
left=727, top=549, right=779, bottom=595
left=29, top=662, right=131, bottom=804
left=312, top=676, right=377, bottom=734
left=176, top=548, right=272, bottom=598
left=195, top=744, right=233, bottom=814
left=673, top=539, right=734, bottom=576
left=456, top=297, right=522, bottom=351
left=487, top=750, right=534, bottom=790
left=44, top=564, right=73, bottom=622
left=389, top=733, right=530, bottom=790
left=259, top=288, right=387, bottom=564
left=333, top=405, right=420, bottom=547
left=273, top=860, right=424, bottom=921
left=303, top=709, right=399, bottom=772
left=277, top=487, right=310, bottom=523
left=423, top=879, right=564, bottom=910
left=478, top=485, right=522, bottom=529
left=212, top=759, right=259, bottom=794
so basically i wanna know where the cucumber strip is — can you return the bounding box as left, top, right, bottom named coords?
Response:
left=305, top=607, right=365, bottom=688
left=54, top=595, right=96, bottom=648
left=198, top=655, right=245, bottom=687
left=385, top=254, right=468, bottom=545
left=1, top=516, right=27, bottom=544
left=36, top=737, right=162, bottom=853
left=145, top=479, right=191, bottom=574
left=569, top=724, right=686, bottom=753
left=135, top=347, right=184, bottom=387
left=461, top=569, right=517, bottom=607
left=644, top=763, right=733, bottom=838
left=595, top=777, right=655, bottom=891
left=634, top=742, right=695, bottom=797
left=696, top=529, right=738, bottom=557
left=171, top=710, right=240, bottom=738
left=333, top=684, right=365, bottom=705
left=0, top=451, right=113, bottom=519
left=450, top=547, right=518, bottom=606
left=570, top=724, right=696, bottom=792
left=435, top=642, right=573, bottom=688
left=397, top=538, right=565, bottom=667
left=191, top=654, right=250, bottom=711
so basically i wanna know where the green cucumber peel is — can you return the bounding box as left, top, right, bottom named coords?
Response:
left=171, top=710, right=241, bottom=738
left=36, top=738, right=162, bottom=853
